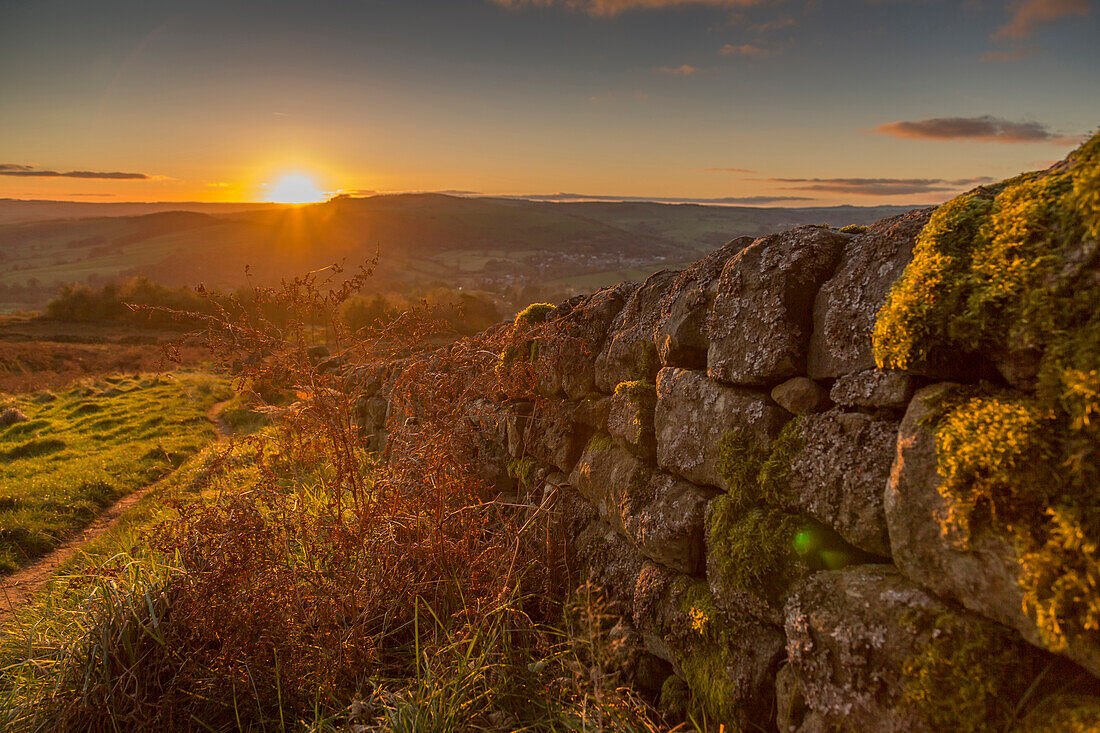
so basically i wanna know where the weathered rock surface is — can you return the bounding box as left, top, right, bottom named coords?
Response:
left=708, top=226, right=847, bottom=386
left=595, top=270, right=678, bottom=392
left=522, top=400, right=593, bottom=474
left=807, top=209, right=931, bottom=379
left=655, top=237, right=753, bottom=369
left=886, top=384, right=1100, bottom=677
left=538, top=282, right=638, bottom=399
left=570, top=441, right=718, bottom=574
left=633, top=563, right=786, bottom=729
left=785, top=409, right=897, bottom=556
left=606, top=387, right=657, bottom=461
left=783, top=564, right=1044, bottom=733
left=770, top=376, right=828, bottom=415
left=655, top=367, right=789, bottom=490
left=828, top=368, right=914, bottom=410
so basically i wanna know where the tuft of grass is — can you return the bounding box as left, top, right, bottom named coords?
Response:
left=839, top=223, right=868, bottom=234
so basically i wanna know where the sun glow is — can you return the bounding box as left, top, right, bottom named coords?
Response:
left=267, top=173, right=326, bottom=204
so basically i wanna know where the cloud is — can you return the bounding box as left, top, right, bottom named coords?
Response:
left=705, top=167, right=757, bottom=174
left=0, top=164, right=149, bottom=179
left=720, top=42, right=776, bottom=56
left=510, top=191, right=813, bottom=204
left=873, top=116, right=1079, bottom=143
left=750, top=14, right=796, bottom=31
left=759, top=176, right=997, bottom=196
left=657, top=64, right=701, bottom=75
left=993, top=0, right=1090, bottom=40
left=492, top=0, right=766, bottom=16
left=980, top=45, right=1038, bottom=61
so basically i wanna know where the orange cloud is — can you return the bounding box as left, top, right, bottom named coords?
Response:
left=0, top=164, right=149, bottom=180
left=657, top=64, right=701, bottom=74
left=493, top=0, right=766, bottom=16
left=993, top=0, right=1090, bottom=39
left=720, top=42, right=775, bottom=57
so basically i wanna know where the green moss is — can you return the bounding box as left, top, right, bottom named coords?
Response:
left=839, top=224, right=867, bottom=234
left=1015, top=693, right=1100, bottom=733
left=506, top=456, right=536, bottom=486
left=874, top=132, right=1100, bottom=653
left=715, top=429, right=767, bottom=505
left=673, top=579, right=743, bottom=725
left=613, top=380, right=657, bottom=408
left=901, top=611, right=1039, bottom=733
left=586, top=432, right=615, bottom=452
left=706, top=498, right=801, bottom=604
left=658, top=675, right=689, bottom=722
left=513, top=302, right=556, bottom=326
left=757, top=418, right=803, bottom=506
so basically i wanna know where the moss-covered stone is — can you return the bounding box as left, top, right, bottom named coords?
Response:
left=706, top=499, right=801, bottom=606
left=1015, top=693, right=1100, bottom=733
left=658, top=674, right=689, bottom=722
left=506, top=456, right=536, bottom=487
left=901, top=610, right=1042, bottom=733
left=874, top=133, right=1100, bottom=659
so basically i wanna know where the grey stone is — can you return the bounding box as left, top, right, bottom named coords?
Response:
left=655, top=237, right=753, bottom=369
left=595, top=270, right=678, bottom=392
left=828, top=368, right=914, bottom=409
left=569, top=441, right=718, bottom=574
left=708, top=226, right=847, bottom=386
left=807, top=208, right=932, bottom=379
left=785, top=409, right=897, bottom=556
left=771, top=377, right=829, bottom=415
left=655, top=367, right=789, bottom=490
left=606, top=388, right=656, bottom=461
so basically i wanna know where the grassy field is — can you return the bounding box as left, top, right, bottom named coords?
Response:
left=0, top=371, right=232, bottom=573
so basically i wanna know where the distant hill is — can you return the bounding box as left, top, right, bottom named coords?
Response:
left=0, top=194, right=913, bottom=307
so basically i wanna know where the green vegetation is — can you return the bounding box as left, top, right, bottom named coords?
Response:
left=673, top=578, right=745, bottom=726
left=1016, top=694, right=1100, bottom=732
left=839, top=224, right=868, bottom=234
left=613, top=379, right=657, bottom=407
left=587, top=431, right=615, bottom=452
left=874, top=132, right=1100, bottom=653
left=901, top=611, right=1040, bottom=733
left=0, top=371, right=231, bottom=572
left=506, top=456, right=537, bottom=487
left=707, top=498, right=800, bottom=604
left=513, top=302, right=556, bottom=326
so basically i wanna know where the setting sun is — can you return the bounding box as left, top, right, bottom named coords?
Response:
left=267, top=173, right=326, bottom=204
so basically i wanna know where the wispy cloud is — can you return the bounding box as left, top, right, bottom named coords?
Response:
left=508, top=191, right=813, bottom=204
left=719, top=42, right=776, bottom=57
left=980, top=45, right=1038, bottom=61
left=873, top=116, right=1079, bottom=143
left=492, top=0, right=767, bottom=16
left=705, top=166, right=757, bottom=174
left=657, top=64, right=701, bottom=75
left=993, top=0, right=1090, bottom=40
left=0, top=163, right=150, bottom=180
left=750, top=14, right=796, bottom=32
left=758, top=176, right=997, bottom=196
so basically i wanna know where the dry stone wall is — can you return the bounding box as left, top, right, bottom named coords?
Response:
left=356, top=202, right=1100, bottom=729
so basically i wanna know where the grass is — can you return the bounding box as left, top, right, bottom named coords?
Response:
left=0, top=371, right=232, bottom=573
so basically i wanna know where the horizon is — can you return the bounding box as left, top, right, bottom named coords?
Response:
left=2, top=0, right=1097, bottom=207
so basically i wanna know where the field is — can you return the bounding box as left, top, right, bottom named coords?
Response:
left=0, top=194, right=911, bottom=310
left=0, top=371, right=232, bottom=573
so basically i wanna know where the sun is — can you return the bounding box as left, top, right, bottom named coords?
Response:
left=267, top=173, right=326, bottom=204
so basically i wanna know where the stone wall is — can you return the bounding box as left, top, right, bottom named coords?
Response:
left=355, top=149, right=1100, bottom=730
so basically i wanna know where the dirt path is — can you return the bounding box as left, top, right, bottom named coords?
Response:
left=0, top=399, right=231, bottom=621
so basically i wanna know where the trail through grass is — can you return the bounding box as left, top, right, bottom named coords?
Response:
left=0, top=371, right=232, bottom=573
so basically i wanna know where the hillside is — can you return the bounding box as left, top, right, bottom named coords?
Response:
left=0, top=195, right=910, bottom=307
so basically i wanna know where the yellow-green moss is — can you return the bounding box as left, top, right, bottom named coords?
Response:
left=613, top=379, right=657, bottom=407
left=875, top=132, right=1100, bottom=653
left=673, top=579, right=744, bottom=725
left=839, top=224, right=868, bottom=234
left=658, top=675, right=690, bottom=722
left=587, top=432, right=615, bottom=452
left=1015, top=693, right=1100, bottom=733
left=707, top=498, right=801, bottom=604
left=506, top=456, right=536, bottom=486
left=513, top=302, right=556, bottom=326
left=901, top=611, right=1040, bottom=733
left=715, top=429, right=768, bottom=506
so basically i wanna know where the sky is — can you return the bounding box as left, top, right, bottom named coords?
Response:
left=0, top=0, right=1097, bottom=206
